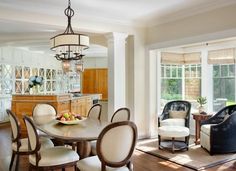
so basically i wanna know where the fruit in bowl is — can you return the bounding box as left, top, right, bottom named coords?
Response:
left=56, top=112, right=82, bottom=122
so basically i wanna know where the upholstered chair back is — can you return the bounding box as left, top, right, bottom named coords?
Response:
left=33, top=104, right=56, bottom=117
left=111, top=108, right=130, bottom=123
left=160, top=100, right=191, bottom=127
left=24, top=115, right=39, bottom=151
left=88, top=104, right=102, bottom=120
left=97, top=121, right=137, bottom=168
left=7, top=110, right=19, bottom=140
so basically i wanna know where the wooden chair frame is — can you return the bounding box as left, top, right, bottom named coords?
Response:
left=23, top=115, right=78, bottom=171
left=96, top=121, right=137, bottom=171
left=110, top=107, right=131, bottom=123
left=6, top=109, right=31, bottom=171
left=87, top=103, right=102, bottom=120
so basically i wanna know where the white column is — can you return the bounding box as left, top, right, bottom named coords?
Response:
left=201, top=49, right=213, bottom=112
left=106, top=32, right=128, bottom=120
left=146, top=50, right=158, bottom=137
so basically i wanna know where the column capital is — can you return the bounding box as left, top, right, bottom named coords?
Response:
left=105, top=32, right=128, bottom=42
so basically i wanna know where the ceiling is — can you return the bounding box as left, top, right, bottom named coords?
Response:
left=0, top=0, right=235, bottom=56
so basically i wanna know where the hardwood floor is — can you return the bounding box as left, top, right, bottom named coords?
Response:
left=1, top=123, right=236, bottom=171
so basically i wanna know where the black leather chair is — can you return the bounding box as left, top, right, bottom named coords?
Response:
left=158, top=100, right=191, bottom=147
left=158, top=100, right=191, bottom=128
left=200, top=104, right=236, bottom=155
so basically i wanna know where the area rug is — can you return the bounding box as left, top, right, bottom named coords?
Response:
left=136, top=139, right=236, bottom=170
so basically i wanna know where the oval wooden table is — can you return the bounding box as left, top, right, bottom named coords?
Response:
left=33, top=116, right=110, bottom=159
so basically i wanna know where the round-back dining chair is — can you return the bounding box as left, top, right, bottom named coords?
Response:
left=77, top=121, right=137, bottom=171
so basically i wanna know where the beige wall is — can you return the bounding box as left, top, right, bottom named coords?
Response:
left=147, top=4, right=236, bottom=47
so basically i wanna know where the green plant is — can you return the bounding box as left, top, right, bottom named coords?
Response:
left=197, top=96, right=207, bottom=107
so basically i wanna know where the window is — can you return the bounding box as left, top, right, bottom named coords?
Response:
left=213, top=64, right=235, bottom=111
left=161, top=64, right=201, bottom=109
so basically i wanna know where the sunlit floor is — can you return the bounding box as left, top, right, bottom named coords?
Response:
left=0, top=123, right=235, bottom=171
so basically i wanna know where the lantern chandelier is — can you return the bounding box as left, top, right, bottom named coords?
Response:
left=50, top=0, right=89, bottom=61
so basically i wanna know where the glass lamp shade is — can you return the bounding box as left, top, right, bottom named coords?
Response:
left=75, top=62, right=84, bottom=73
left=62, top=61, right=71, bottom=73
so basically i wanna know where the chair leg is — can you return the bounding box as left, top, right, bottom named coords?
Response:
left=15, top=154, right=20, bottom=171
left=62, top=168, right=65, bottom=171
left=172, top=137, right=175, bottom=154
left=9, top=151, right=15, bottom=171
left=28, top=164, right=33, bottom=171
left=158, top=135, right=161, bottom=149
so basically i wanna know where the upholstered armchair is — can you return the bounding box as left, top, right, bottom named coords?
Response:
left=200, top=104, right=236, bottom=155
left=158, top=100, right=191, bottom=128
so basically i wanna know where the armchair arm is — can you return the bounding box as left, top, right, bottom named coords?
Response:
left=210, top=113, right=236, bottom=153
left=201, top=115, right=222, bottom=125
left=158, top=111, right=169, bottom=127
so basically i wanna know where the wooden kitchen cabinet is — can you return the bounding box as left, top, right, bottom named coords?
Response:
left=11, top=94, right=99, bottom=137
left=82, top=68, right=108, bottom=100
left=11, top=94, right=71, bottom=137
left=71, top=97, right=92, bottom=117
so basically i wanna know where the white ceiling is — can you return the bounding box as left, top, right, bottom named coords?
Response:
left=0, top=0, right=235, bottom=55
left=0, top=0, right=235, bottom=27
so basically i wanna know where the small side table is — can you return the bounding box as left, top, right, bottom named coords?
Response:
left=192, top=113, right=212, bottom=145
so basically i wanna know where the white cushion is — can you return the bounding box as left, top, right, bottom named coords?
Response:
left=12, top=137, right=54, bottom=152
left=158, top=126, right=189, bottom=138
left=90, top=140, right=97, bottom=155
left=200, top=131, right=210, bottom=151
left=29, top=146, right=79, bottom=167
left=12, top=138, right=28, bottom=152
left=77, top=156, right=129, bottom=171
left=160, top=118, right=185, bottom=127
left=201, top=124, right=215, bottom=136
left=169, top=110, right=187, bottom=119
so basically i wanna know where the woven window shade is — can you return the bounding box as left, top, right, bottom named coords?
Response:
left=161, top=52, right=201, bottom=64
left=208, top=48, right=235, bottom=64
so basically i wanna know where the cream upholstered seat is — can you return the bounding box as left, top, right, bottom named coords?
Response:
left=12, top=137, right=53, bottom=152
left=7, top=109, right=54, bottom=171
left=158, top=126, right=190, bottom=153
left=159, top=118, right=185, bottom=127
left=23, top=115, right=79, bottom=170
left=32, top=104, right=56, bottom=137
left=87, top=104, right=102, bottom=120
left=90, top=107, right=131, bottom=155
left=77, top=121, right=137, bottom=171
left=77, top=156, right=129, bottom=171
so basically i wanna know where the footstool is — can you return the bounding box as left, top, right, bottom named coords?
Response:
left=158, top=126, right=190, bottom=153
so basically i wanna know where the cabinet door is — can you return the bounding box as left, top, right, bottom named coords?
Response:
left=77, top=98, right=86, bottom=117
left=58, top=101, right=70, bottom=114
left=82, top=69, right=97, bottom=94
left=82, top=68, right=108, bottom=100
left=97, top=69, right=108, bottom=100
left=86, top=97, right=93, bottom=115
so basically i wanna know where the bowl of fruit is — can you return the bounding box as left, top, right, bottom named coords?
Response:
left=56, top=112, right=84, bottom=125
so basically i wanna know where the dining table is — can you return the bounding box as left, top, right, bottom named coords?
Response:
left=33, top=115, right=110, bottom=159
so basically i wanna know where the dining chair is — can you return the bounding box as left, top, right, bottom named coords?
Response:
left=90, top=107, right=131, bottom=156
left=87, top=103, right=102, bottom=120
left=6, top=109, right=54, bottom=171
left=110, top=107, right=131, bottom=123
left=32, top=103, right=56, bottom=137
left=23, top=115, right=80, bottom=171
left=77, top=121, right=137, bottom=171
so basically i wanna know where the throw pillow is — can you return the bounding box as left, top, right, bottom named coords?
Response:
left=169, top=110, right=187, bottom=119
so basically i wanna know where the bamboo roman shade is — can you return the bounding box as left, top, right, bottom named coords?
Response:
left=208, top=48, right=235, bottom=64
left=161, top=52, right=201, bottom=64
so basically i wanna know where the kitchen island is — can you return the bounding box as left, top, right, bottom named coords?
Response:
left=11, top=93, right=101, bottom=137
